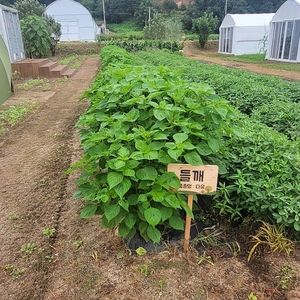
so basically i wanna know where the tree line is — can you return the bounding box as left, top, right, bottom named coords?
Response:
left=0, top=0, right=286, bottom=31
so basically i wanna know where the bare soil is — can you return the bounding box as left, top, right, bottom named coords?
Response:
left=0, top=49, right=300, bottom=300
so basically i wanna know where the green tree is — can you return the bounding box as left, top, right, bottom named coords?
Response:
left=13, top=0, right=45, bottom=20
left=193, top=12, right=218, bottom=49
left=134, top=0, right=155, bottom=27
left=143, top=13, right=182, bottom=40
left=20, top=15, right=51, bottom=58
left=0, top=0, right=11, bottom=6
left=162, top=0, right=178, bottom=16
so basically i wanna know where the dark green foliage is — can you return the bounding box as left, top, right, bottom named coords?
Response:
left=13, top=0, right=45, bottom=20
left=133, top=50, right=300, bottom=235
left=193, top=12, right=218, bottom=49
left=20, top=15, right=51, bottom=58
left=252, top=100, right=300, bottom=140
left=143, top=14, right=182, bottom=41
left=103, top=39, right=183, bottom=52
left=71, top=46, right=237, bottom=243
left=162, top=0, right=178, bottom=16
left=100, top=45, right=133, bottom=67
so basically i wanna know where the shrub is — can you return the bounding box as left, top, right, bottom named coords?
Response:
left=193, top=13, right=218, bottom=49
left=71, top=47, right=237, bottom=243
left=20, top=15, right=51, bottom=58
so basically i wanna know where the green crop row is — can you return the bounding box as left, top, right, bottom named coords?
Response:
left=102, top=40, right=183, bottom=53
left=134, top=50, right=300, bottom=140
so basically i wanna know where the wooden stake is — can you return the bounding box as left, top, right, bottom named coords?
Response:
left=184, top=194, right=193, bottom=252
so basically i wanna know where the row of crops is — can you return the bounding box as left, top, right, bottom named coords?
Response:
left=72, top=46, right=300, bottom=243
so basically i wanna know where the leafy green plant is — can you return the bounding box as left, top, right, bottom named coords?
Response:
left=138, top=264, right=150, bottom=276
left=104, top=39, right=183, bottom=52
left=17, top=78, right=50, bottom=91
left=4, top=264, right=25, bottom=281
left=20, top=15, right=51, bottom=58
left=197, top=251, right=214, bottom=265
left=45, top=255, right=54, bottom=263
left=193, top=12, right=218, bottom=49
left=8, top=213, right=20, bottom=220
left=248, top=292, right=257, bottom=300
left=247, top=221, right=293, bottom=261
left=73, top=240, right=83, bottom=248
left=70, top=46, right=237, bottom=244
left=191, top=225, right=240, bottom=256
left=42, top=228, right=56, bottom=238
left=275, top=264, right=297, bottom=290
left=100, top=45, right=133, bottom=68
left=0, top=102, right=37, bottom=129
left=19, top=243, right=36, bottom=258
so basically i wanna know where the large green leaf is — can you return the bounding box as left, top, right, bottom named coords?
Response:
left=154, top=109, right=167, bottom=121
left=144, top=207, right=162, bottom=226
left=104, top=204, right=121, bottom=222
left=173, top=133, right=188, bottom=143
left=160, top=207, right=173, bottom=222
left=215, top=106, right=228, bottom=118
left=169, top=215, right=184, bottom=230
left=136, top=166, right=158, bottom=181
left=114, top=178, right=131, bottom=198
left=208, top=138, right=221, bottom=152
left=80, top=204, right=98, bottom=219
left=125, top=213, right=137, bottom=229
left=118, top=222, right=130, bottom=237
left=107, top=172, right=124, bottom=189
left=147, top=225, right=161, bottom=243
left=168, top=148, right=183, bottom=161
left=184, top=151, right=203, bottom=165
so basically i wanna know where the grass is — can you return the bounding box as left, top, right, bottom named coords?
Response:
left=207, top=53, right=300, bottom=72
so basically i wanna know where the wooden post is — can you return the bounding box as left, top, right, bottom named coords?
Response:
left=184, top=194, right=193, bottom=252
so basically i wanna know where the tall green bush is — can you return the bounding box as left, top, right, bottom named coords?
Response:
left=20, top=15, right=51, bottom=58
left=71, top=46, right=237, bottom=243
left=143, top=14, right=182, bottom=40
left=192, top=12, right=218, bottom=49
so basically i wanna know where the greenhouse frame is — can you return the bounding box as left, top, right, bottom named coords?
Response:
left=219, top=13, right=275, bottom=55
left=266, top=0, right=300, bottom=62
left=45, top=0, right=100, bottom=42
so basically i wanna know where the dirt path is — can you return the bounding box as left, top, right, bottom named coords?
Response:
left=183, top=40, right=300, bottom=82
left=0, top=57, right=100, bottom=299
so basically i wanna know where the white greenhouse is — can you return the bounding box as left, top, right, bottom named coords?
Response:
left=0, top=4, right=25, bottom=62
left=266, top=0, right=300, bottom=62
left=218, top=13, right=275, bottom=55
left=45, top=0, right=100, bottom=42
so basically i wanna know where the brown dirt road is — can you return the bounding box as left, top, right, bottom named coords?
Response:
left=183, top=40, right=300, bottom=82
left=0, top=52, right=300, bottom=300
